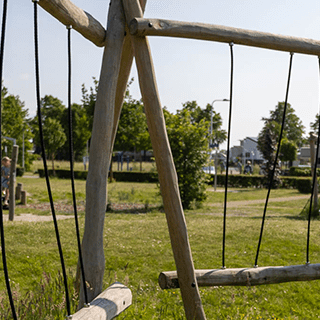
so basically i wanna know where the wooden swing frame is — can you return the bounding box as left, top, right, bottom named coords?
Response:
left=36, top=1, right=320, bottom=319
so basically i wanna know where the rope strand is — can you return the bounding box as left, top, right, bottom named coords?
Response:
left=222, top=42, right=234, bottom=269
left=67, top=26, right=89, bottom=306
left=306, top=57, right=320, bottom=264
left=33, top=1, right=71, bottom=316
left=254, top=53, right=294, bottom=267
left=0, top=0, right=17, bottom=318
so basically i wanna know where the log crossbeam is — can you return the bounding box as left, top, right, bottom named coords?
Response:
left=159, top=264, right=320, bottom=289
left=129, top=18, right=320, bottom=56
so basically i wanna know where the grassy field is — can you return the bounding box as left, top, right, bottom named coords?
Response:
left=0, top=177, right=319, bottom=319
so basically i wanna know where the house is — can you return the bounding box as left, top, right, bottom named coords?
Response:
left=231, top=137, right=264, bottom=165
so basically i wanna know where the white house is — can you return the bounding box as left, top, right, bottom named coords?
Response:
left=232, top=137, right=264, bottom=165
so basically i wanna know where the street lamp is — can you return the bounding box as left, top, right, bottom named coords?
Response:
left=209, top=99, right=229, bottom=191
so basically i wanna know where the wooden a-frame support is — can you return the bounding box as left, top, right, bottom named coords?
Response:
left=36, top=1, right=320, bottom=319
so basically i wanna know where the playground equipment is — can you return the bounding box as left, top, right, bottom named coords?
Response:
left=1, top=0, right=320, bottom=319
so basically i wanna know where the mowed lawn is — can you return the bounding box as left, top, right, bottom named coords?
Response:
left=0, top=177, right=319, bottom=319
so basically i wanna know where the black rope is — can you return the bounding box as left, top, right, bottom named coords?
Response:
left=222, top=42, right=234, bottom=269
left=33, top=1, right=71, bottom=316
left=306, top=57, right=320, bottom=264
left=254, top=53, right=294, bottom=267
left=67, top=26, right=89, bottom=306
left=0, top=0, right=17, bottom=318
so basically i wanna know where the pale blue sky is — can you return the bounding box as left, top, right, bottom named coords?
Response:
left=3, top=0, right=320, bottom=148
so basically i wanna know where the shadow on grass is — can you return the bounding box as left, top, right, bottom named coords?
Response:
left=106, top=203, right=164, bottom=214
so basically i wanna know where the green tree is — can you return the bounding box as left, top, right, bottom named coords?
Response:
left=114, top=93, right=151, bottom=170
left=60, top=103, right=91, bottom=161
left=257, top=120, right=281, bottom=187
left=181, top=101, right=227, bottom=144
left=33, top=117, right=66, bottom=173
left=268, top=102, right=304, bottom=146
left=81, top=78, right=98, bottom=133
left=258, top=102, right=304, bottom=170
left=1, top=86, right=34, bottom=170
left=310, top=113, right=320, bottom=135
left=164, top=108, right=209, bottom=209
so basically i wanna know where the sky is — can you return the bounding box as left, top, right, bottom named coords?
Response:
left=2, top=0, right=320, bottom=149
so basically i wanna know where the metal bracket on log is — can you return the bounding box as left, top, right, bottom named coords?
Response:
left=71, top=282, right=132, bottom=320
left=159, top=264, right=320, bottom=289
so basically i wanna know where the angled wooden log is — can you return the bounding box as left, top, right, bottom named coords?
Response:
left=129, top=18, right=320, bottom=56
left=159, top=264, right=320, bottom=289
left=80, top=0, right=125, bottom=307
left=38, top=0, right=106, bottom=47
left=72, top=282, right=132, bottom=320
left=110, top=0, right=147, bottom=149
left=122, top=1, right=206, bottom=319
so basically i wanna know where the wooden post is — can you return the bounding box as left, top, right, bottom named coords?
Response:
left=21, top=190, right=27, bottom=205
left=80, top=0, right=126, bottom=307
left=72, top=282, right=132, bottom=320
left=15, top=183, right=22, bottom=201
left=122, top=1, right=206, bottom=319
left=310, top=132, right=318, bottom=210
left=9, top=145, right=18, bottom=221
left=159, top=264, right=320, bottom=289
left=129, top=18, right=320, bottom=56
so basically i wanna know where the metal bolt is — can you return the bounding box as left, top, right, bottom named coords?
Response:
left=191, top=282, right=196, bottom=288
left=148, top=22, right=153, bottom=28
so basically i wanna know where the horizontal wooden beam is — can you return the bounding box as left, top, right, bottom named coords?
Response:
left=159, top=264, right=320, bottom=289
left=130, top=18, right=320, bottom=56
left=71, top=282, right=132, bottom=319
left=38, top=0, right=106, bottom=47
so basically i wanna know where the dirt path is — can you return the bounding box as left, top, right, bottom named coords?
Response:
left=209, top=195, right=310, bottom=207
left=2, top=213, right=73, bottom=222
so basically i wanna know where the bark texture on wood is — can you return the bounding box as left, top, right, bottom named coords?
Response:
left=72, top=282, right=132, bottom=320
left=38, top=0, right=106, bottom=47
left=122, top=1, right=206, bottom=319
left=159, top=264, right=320, bottom=289
left=130, top=18, right=320, bottom=56
left=9, top=145, right=18, bottom=221
left=80, top=0, right=125, bottom=307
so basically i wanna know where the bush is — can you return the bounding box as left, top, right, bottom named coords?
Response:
left=289, top=166, right=320, bottom=177
left=16, top=167, right=24, bottom=177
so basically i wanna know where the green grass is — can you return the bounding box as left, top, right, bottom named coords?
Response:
left=2, top=178, right=319, bottom=318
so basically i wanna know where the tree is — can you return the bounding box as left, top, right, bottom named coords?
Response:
left=268, top=102, right=304, bottom=147
left=258, top=102, right=304, bottom=170
left=257, top=120, right=281, bottom=187
left=33, top=117, right=66, bottom=173
left=60, top=103, right=91, bottom=161
left=114, top=92, right=151, bottom=168
left=181, top=100, right=227, bottom=144
left=310, top=113, right=320, bottom=135
left=164, top=108, right=209, bottom=209
left=1, top=86, right=34, bottom=170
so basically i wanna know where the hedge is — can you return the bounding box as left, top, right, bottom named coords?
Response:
left=289, top=166, right=320, bottom=177
left=37, top=169, right=158, bottom=182
left=37, top=169, right=317, bottom=193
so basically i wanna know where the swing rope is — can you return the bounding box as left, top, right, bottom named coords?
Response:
left=0, top=0, right=17, bottom=318
left=222, top=42, right=234, bottom=269
left=306, top=57, right=320, bottom=264
left=33, top=0, right=71, bottom=316
left=66, top=26, right=89, bottom=306
left=254, top=52, right=294, bottom=267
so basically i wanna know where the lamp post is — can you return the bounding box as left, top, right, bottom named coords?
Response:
left=209, top=99, right=229, bottom=190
